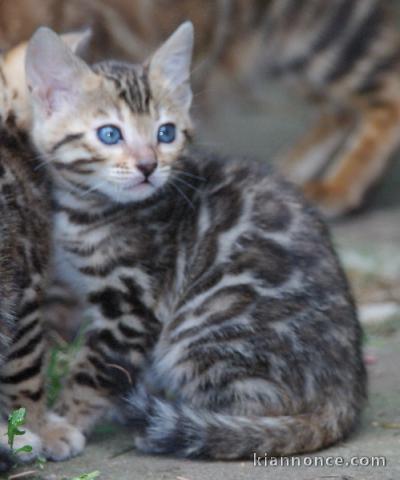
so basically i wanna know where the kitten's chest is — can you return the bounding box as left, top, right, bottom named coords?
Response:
left=53, top=211, right=98, bottom=293
left=53, top=209, right=123, bottom=273
left=54, top=210, right=109, bottom=248
left=52, top=208, right=162, bottom=300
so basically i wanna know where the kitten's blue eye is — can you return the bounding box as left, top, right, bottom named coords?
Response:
left=157, top=123, right=176, bottom=144
left=97, top=125, right=123, bottom=145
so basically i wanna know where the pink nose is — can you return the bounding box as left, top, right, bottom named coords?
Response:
left=137, top=158, right=157, bottom=177
left=131, top=145, right=157, bottom=178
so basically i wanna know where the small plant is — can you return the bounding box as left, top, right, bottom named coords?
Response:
left=6, top=408, right=101, bottom=479
left=70, top=471, right=100, bottom=480
left=47, top=323, right=88, bottom=407
left=7, top=407, right=32, bottom=455
left=6, top=407, right=48, bottom=476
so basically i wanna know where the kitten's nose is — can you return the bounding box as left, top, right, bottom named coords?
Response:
left=137, top=159, right=157, bottom=178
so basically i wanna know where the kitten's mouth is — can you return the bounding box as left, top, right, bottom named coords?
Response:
left=120, top=178, right=154, bottom=191
left=106, top=172, right=166, bottom=203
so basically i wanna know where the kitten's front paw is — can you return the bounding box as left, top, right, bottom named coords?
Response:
left=40, top=413, right=85, bottom=461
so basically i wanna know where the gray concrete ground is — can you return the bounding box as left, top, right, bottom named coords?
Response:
left=5, top=85, right=400, bottom=480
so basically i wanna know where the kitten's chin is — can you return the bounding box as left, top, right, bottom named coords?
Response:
left=100, top=180, right=161, bottom=204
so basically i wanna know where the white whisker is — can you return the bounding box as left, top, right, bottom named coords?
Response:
left=79, top=180, right=108, bottom=198
left=169, top=181, right=195, bottom=211
left=172, top=170, right=205, bottom=181
left=172, top=175, right=201, bottom=194
left=34, top=159, right=51, bottom=171
left=32, top=152, right=54, bottom=171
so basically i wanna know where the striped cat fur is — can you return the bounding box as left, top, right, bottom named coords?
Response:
left=0, top=34, right=91, bottom=471
left=25, top=24, right=367, bottom=460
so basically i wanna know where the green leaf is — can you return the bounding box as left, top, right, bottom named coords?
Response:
left=36, top=455, right=47, bottom=469
left=47, top=321, right=90, bottom=407
left=70, top=471, right=101, bottom=480
left=15, top=445, right=33, bottom=454
left=7, top=408, right=28, bottom=449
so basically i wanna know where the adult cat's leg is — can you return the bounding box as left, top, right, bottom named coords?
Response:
left=303, top=101, right=400, bottom=217
left=0, top=285, right=85, bottom=461
left=280, top=110, right=355, bottom=185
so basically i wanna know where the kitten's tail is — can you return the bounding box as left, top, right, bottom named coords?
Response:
left=122, top=384, right=357, bottom=459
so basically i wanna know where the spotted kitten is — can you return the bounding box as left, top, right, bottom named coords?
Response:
left=0, top=35, right=89, bottom=470
left=26, top=23, right=366, bottom=460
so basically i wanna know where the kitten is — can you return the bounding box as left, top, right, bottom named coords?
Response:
left=26, top=23, right=367, bottom=459
left=0, top=34, right=89, bottom=469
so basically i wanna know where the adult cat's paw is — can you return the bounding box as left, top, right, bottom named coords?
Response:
left=0, top=422, right=42, bottom=464
left=40, top=413, right=85, bottom=461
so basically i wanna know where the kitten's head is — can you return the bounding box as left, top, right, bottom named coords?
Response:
left=26, top=23, right=194, bottom=204
left=0, top=31, right=90, bottom=129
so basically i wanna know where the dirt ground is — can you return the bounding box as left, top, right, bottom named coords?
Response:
left=5, top=84, right=400, bottom=480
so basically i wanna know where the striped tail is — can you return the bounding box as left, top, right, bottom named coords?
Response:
left=122, top=384, right=359, bottom=459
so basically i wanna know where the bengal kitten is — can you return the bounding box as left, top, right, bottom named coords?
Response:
left=0, top=34, right=90, bottom=469
left=26, top=24, right=366, bottom=460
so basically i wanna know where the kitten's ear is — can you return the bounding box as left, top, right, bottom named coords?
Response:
left=148, top=21, right=194, bottom=111
left=60, top=28, right=92, bottom=56
left=25, top=27, right=93, bottom=116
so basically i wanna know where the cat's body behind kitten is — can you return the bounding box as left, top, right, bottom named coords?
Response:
left=0, top=43, right=54, bottom=469
left=0, top=36, right=88, bottom=470
left=0, top=111, right=50, bottom=470
left=26, top=24, right=367, bottom=459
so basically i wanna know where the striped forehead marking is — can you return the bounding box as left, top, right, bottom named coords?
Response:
left=93, top=61, right=151, bottom=114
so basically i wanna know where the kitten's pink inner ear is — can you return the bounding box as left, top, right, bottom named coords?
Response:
left=31, top=84, right=72, bottom=117
left=148, top=22, right=194, bottom=110
left=26, top=26, right=92, bottom=116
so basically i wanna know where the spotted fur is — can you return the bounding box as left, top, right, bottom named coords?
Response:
left=26, top=24, right=366, bottom=460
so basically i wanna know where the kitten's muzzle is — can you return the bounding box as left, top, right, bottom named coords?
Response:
left=136, top=158, right=157, bottom=178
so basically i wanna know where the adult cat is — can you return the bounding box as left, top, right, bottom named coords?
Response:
left=0, top=33, right=89, bottom=469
